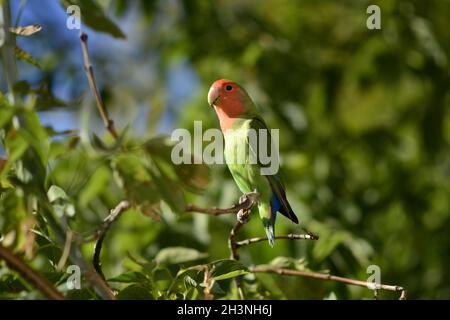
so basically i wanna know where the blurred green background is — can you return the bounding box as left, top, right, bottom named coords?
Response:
left=1, top=0, right=449, bottom=300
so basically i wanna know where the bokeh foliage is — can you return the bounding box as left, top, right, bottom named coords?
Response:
left=0, top=0, right=449, bottom=299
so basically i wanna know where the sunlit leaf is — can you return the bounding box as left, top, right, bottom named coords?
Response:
left=155, top=247, right=208, bottom=265
left=209, top=259, right=248, bottom=281
left=47, top=185, right=76, bottom=217
left=9, top=24, right=42, bottom=36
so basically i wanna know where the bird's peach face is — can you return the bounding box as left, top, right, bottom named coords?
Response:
left=207, top=80, right=241, bottom=108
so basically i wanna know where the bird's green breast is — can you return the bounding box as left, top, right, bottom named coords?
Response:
left=223, top=119, right=272, bottom=200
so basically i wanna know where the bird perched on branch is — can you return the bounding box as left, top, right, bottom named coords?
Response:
left=208, top=79, right=299, bottom=246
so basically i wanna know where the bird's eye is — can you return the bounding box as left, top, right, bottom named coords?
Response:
left=225, top=85, right=233, bottom=91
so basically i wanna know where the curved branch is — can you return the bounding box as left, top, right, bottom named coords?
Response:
left=93, top=200, right=131, bottom=280
left=250, top=266, right=406, bottom=300
left=0, top=244, right=64, bottom=300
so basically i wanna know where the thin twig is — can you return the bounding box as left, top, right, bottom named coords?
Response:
left=0, top=244, right=64, bottom=300
left=185, top=198, right=254, bottom=216
left=236, top=233, right=318, bottom=248
left=56, top=229, right=73, bottom=271
left=228, top=221, right=245, bottom=299
left=250, top=266, right=406, bottom=300
left=93, top=200, right=131, bottom=280
left=80, top=32, right=119, bottom=140
left=229, top=221, right=244, bottom=260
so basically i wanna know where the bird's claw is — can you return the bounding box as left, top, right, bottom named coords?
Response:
left=236, top=190, right=259, bottom=224
left=237, top=209, right=250, bottom=224
left=239, top=190, right=260, bottom=206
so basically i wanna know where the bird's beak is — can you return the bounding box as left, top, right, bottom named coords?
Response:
left=207, top=86, right=220, bottom=107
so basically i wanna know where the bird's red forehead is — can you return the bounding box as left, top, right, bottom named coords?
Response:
left=212, top=79, right=235, bottom=89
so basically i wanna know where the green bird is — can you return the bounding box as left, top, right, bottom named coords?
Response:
left=208, top=79, right=299, bottom=246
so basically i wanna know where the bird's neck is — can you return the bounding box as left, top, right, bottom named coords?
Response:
left=214, top=106, right=241, bottom=132
left=215, top=98, right=247, bottom=133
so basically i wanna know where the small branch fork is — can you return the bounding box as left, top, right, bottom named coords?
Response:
left=93, top=200, right=131, bottom=280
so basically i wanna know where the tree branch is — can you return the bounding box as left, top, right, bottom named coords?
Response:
left=250, top=266, right=406, bottom=300
left=228, top=221, right=245, bottom=300
left=93, top=200, right=131, bottom=280
left=185, top=194, right=256, bottom=216
left=236, top=233, right=318, bottom=248
left=80, top=32, right=119, bottom=140
left=0, top=244, right=64, bottom=300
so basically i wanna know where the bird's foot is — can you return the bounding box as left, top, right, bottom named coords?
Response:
left=239, top=190, right=260, bottom=206
left=237, top=208, right=250, bottom=224
left=236, top=190, right=259, bottom=224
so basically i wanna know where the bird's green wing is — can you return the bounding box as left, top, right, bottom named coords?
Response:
left=248, top=117, right=299, bottom=224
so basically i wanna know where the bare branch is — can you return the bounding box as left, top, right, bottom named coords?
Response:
left=0, top=244, right=64, bottom=300
left=80, top=32, right=119, bottom=140
left=93, top=200, right=131, bottom=280
left=228, top=221, right=244, bottom=260
left=236, top=233, right=318, bottom=248
left=228, top=221, right=245, bottom=299
left=185, top=195, right=256, bottom=216
left=250, top=266, right=406, bottom=300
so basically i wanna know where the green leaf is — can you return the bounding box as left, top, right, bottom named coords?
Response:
left=0, top=190, right=27, bottom=234
left=60, top=0, right=126, bottom=38
left=47, top=185, right=76, bottom=217
left=153, top=268, right=172, bottom=291
left=324, top=292, right=338, bottom=300
left=209, top=259, right=249, bottom=281
left=65, top=288, right=97, bottom=300
left=0, top=106, right=14, bottom=129
left=117, top=284, right=153, bottom=300
left=112, top=153, right=161, bottom=205
left=143, top=136, right=210, bottom=193
left=155, top=247, right=208, bottom=265
left=148, top=164, right=186, bottom=214
left=78, top=165, right=110, bottom=207
left=108, top=272, right=149, bottom=284
left=2, top=130, right=29, bottom=179
left=15, top=46, right=41, bottom=68
left=268, top=256, right=308, bottom=271
left=90, top=133, right=118, bottom=152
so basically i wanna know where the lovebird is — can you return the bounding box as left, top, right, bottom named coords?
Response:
left=208, top=79, right=299, bottom=246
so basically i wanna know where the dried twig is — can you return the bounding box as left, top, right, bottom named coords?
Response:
left=250, top=266, right=406, bottom=300
left=93, top=200, right=131, bottom=280
left=0, top=244, right=64, bottom=300
left=80, top=32, right=119, bottom=140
